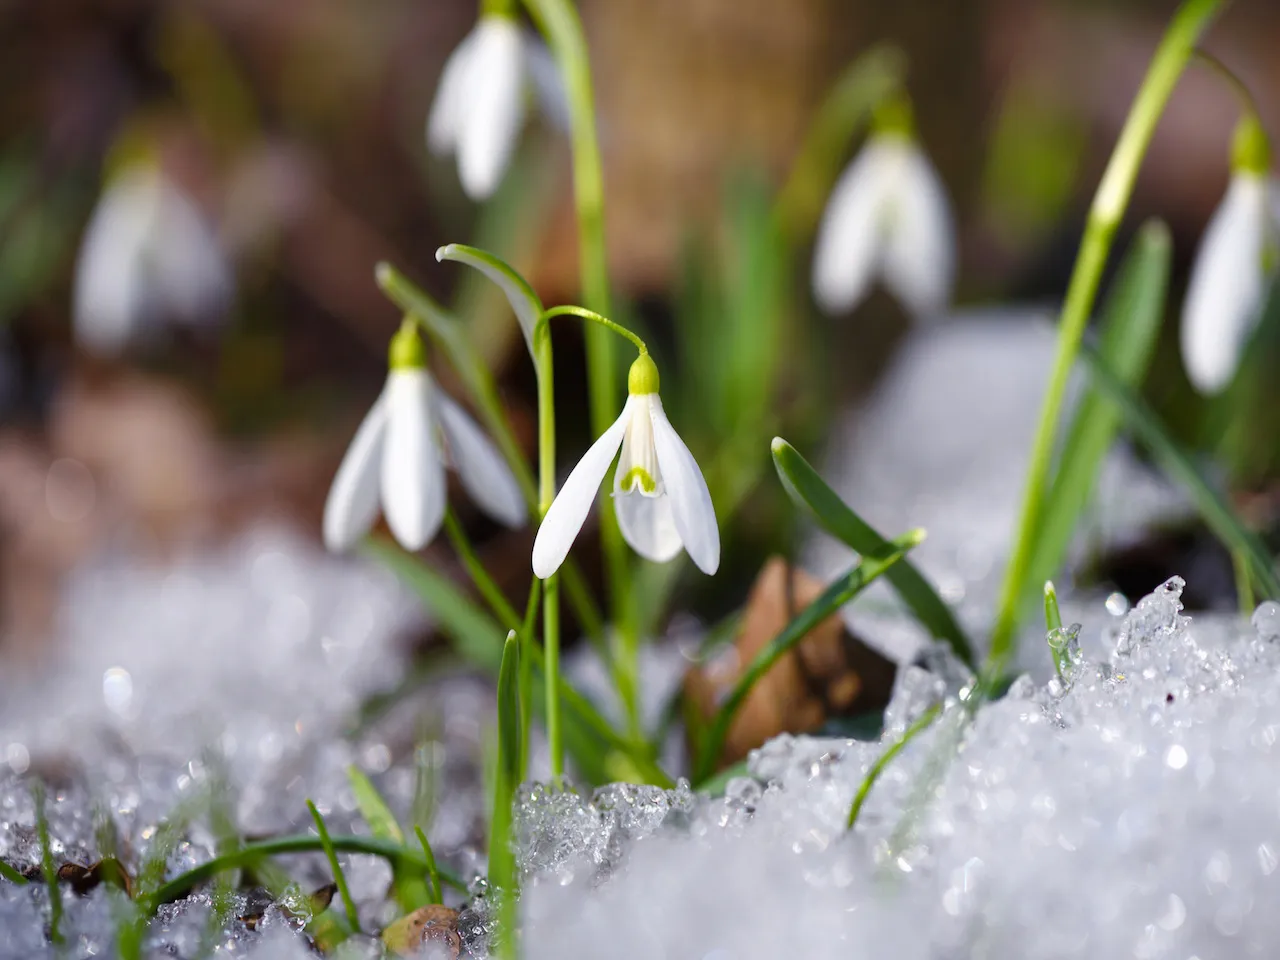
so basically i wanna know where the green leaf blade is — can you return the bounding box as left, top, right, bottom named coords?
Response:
left=1028, top=218, right=1171, bottom=600
left=694, top=528, right=925, bottom=784
left=1079, top=343, right=1280, bottom=598
left=771, top=438, right=975, bottom=667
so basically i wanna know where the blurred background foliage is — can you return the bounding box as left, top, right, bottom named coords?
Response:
left=3, top=0, right=1280, bottom=651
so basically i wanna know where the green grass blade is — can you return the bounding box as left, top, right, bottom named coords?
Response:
left=1044, top=580, right=1062, bottom=633
left=413, top=826, right=443, bottom=906
left=846, top=702, right=941, bottom=830
left=771, top=438, right=974, bottom=667
left=347, top=766, right=404, bottom=844
left=1079, top=343, right=1280, bottom=598
left=497, top=631, right=523, bottom=789
left=307, top=800, right=361, bottom=934
left=694, top=529, right=926, bottom=784
left=1027, top=219, right=1171, bottom=601
left=31, top=782, right=63, bottom=944
left=150, top=834, right=467, bottom=908
left=0, top=858, right=24, bottom=884
left=488, top=632, right=522, bottom=958
left=347, top=765, right=432, bottom=912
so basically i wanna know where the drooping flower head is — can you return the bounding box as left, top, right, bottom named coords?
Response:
left=73, top=162, right=232, bottom=355
left=427, top=7, right=567, bottom=201
left=324, top=321, right=526, bottom=553
left=812, top=96, right=955, bottom=319
left=532, top=353, right=719, bottom=579
left=1180, top=115, right=1279, bottom=395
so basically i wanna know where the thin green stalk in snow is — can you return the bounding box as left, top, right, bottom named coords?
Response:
left=846, top=703, right=941, bottom=830
left=307, top=801, right=362, bottom=934
left=32, top=782, right=63, bottom=945
left=151, top=834, right=467, bottom=909
left=414, top=826, right=444, bottom=906
left=988, top=0, right=1228, bottom=678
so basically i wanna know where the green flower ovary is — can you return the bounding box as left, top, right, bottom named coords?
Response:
left=619, top=466, right=659, bottom=495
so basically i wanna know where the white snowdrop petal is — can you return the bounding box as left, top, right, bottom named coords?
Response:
left=532, top=399, right=633, bottom=579
left=323, top=390, right=390, bottom=552
left=523, top=32, right=570, bottom=132
left=811, top=140, right=898, bottom=314
left=612, top=400, right=681, bottom=563
left=427, top=27, right=479, bottom=154
left=1180, top=174, right=1271, bottom=394
left=649, top=398, right=719, bottom=575
left=437, top=391, right=527, bottom=528
left=614, top=491, right=683, bottom=564
left=151, top=178, right=233, bottom=327
left=73, top=169, right=165, bottom=354
left=881, top=144, right=955, bottom=319
left=459, top=17, right=526, bottom=200
left=380, top=370, right=446, bottom=551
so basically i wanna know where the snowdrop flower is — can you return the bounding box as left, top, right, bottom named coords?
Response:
left=532, top=354, right=719, bottom=579
left=73, top=164, right=232, bottom=355
left=812, top=100, right=955, bottom=318
left=324, top=322, right=526, bottom=553
left=427, top=12, right=566, bottom=201
left=1180, top=116, right=1279, bottom=394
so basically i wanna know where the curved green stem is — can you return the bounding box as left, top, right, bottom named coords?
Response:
left=150, top=834, right=468, bottom=908
left=534, top=305, right=647, bottom=355
left=535, top=301, right=563, bottom=779
left=307, top=801, right=360, bottom=933
left=523, top=0, right=638, bottom=742
left=847, top=703, right=941, bottom=830
left=987, top=0, right=1228, bottom=680
left=1193, top=48, right=1265, bottom=126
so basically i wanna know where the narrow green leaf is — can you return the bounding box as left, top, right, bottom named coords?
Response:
left=436, top=243, right=543, bottom=353
left=150, top=834, right=467, bottom=908
left=414, top=826, right=443, bottom=906
left=347, top=766, right=404, bottom=844
left=694, top=528, right=926, bottom=784
left=1028, top=219, right=1171, bottom=599
left=1079, top=343, right=1280, bottom=598
left=32, top=782, right=64, bottom=944
left=1043, top=580, right=1062, bottom=634
left=411, top=741, right=440, bottom=836
left=497, top=631, right=523, bottom=788
left=307, top=800, right=361, bottom=934
left=771, top=438, right=975, bottom=667
left=847, top=702, right=941, bottom=830
left=0, top=858, right=25, bottom=884
left=348, top=765, right=431, bottom=912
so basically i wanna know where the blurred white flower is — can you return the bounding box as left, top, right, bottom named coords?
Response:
left=324, top=323, right=526, bottom=553
left=1180, top=171, right=1279, bottom=394
left=427, top=15, right=566, bottom=201
left=812, top=134, right=955, bottom=318
left=73, top=165, right=232, bottom=355
left=532, top=354, right=718, bottom=579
